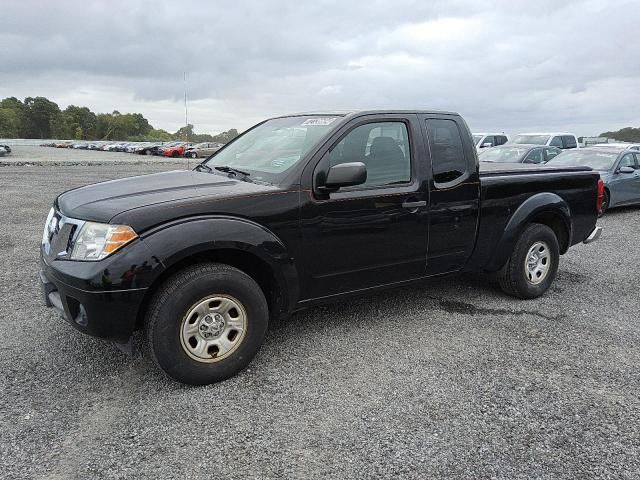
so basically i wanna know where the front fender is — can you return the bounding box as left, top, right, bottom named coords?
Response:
left=140, top=215, right=299, bottom=312
left=487, top=192, right=572, bottom=271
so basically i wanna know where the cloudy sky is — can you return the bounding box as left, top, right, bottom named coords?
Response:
left=1, top=0, right=638, bottom=136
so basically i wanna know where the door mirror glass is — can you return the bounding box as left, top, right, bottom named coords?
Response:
left=619, top=166, right=635, bottom=174
left=324, top=162, right=367, bottom=190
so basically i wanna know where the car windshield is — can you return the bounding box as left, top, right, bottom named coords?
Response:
left=547, top=151, right=618, bottom=171
left=204, top=116, right=340, bottom=183
left=472, top=135, right=482, bottom=144
left=511, top=134, right=550, bottom=145
left=479, top=146, right=529, bottom=163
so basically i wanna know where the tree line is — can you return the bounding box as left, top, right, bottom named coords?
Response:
left=600, top=127, right=640, bottom=143
left=0, top=96, right=239, bottom=143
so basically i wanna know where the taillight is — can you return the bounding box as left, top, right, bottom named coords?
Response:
left=596, top=178, right=604, bottom=215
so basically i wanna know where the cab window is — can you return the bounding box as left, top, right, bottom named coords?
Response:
left=327, top=121, right=411, bottom=188
left=481, top=136, right=494, bottom=147
left=426, top=119, right=469, bottom=185
left=495, top=135, right=508, bottom=146
left=549, top=136, right=563, bottom=148
left=562, top=136, right=577, bottom=149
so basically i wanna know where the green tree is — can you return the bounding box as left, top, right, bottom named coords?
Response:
left=212, top=128, right=239, bottom=144
left=60, top=105, right=97, bottom=139
left=600, top=127, right=640, bottom=143
left=23, top=96, right=61, bottom=138
left=0, top=97, right=27, bottom=137
left=174, top=124, right=195, bottom=141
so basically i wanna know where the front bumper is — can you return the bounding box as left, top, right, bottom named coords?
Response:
left=40, top=267, right=147, bottom=342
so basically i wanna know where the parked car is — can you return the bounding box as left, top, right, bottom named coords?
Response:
left=0, top=144, right=11, bottom=155
left=184, top=142, right=224, bottom=158
left=135, top=142, right=164, bottom=155
left=547, top=147, right=640, bottom=214
left=152, top=141, right=184, bottom=156
left=40, top=109, right=602, bottom=385
left=162, top=142, right=193, bottom=157
left=591, top=142, right=640, bottom=151
left=479, top=144, right=561, bottom=164
left=472, top=132, right=509, bottom=151
left=511, top=133, right=579, bottom=149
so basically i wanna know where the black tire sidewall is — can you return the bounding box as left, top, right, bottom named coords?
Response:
left=509, top=224, right=559, bottom=299
left=148, top=266, right=268, bottom=385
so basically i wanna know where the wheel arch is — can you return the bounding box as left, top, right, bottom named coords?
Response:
left=486, top=192, right=572, bottom=271
left=135, top=217, right=299, bottom=329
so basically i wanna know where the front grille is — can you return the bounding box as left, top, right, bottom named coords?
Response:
left=42, top=210, right=82, bottom=261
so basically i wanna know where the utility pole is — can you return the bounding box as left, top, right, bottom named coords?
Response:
left=183, top=71, right=189, bottom=141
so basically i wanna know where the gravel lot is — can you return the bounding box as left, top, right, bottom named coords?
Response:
left=1, top=148, right=639, bottom=479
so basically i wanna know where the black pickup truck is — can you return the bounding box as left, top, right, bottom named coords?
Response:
left=40, top=110, right=603, bottom=384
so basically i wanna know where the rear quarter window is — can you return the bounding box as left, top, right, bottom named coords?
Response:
left=426, top=119, right=469, bottom=185
left=563, top=136, right=577, bottom=149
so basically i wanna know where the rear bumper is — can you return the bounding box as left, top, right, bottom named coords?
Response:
left=40, top=267, right=146, bottom=343
left=583, top=226, right=602, bottom=244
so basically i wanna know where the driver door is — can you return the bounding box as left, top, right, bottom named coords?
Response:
left=298, top=115, right=429, bottom=300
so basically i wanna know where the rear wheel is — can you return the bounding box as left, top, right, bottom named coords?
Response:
left=190, top=152, right=198, bottom=159
left=498, top=223, right=559, bottom=299
left=145, top=263, right=269, bottom=385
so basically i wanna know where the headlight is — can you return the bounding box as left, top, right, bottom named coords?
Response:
left=70, top=222, right=138, bottom=261
left=42, top=207, right=55, bottom=245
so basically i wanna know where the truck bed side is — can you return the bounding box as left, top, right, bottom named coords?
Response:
left=466, top=165, right=600, bottom=272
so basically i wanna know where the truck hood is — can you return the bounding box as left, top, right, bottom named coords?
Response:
left=57, top=169, right=276, bottom=223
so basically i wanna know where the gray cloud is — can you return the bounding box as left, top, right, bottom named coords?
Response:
left=1, top=0, right=638, bottom=135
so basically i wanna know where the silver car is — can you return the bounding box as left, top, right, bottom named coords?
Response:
left=183, top=142, right=223, bottom=158
left=547, top=147, right=640, bottom=214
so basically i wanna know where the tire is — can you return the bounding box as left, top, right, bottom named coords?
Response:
left=599, top=190, right=610, bottom=217
left=145, top=263, right=269, bottom=385
left=172, top=151, right=180, bottom=158
left=145, top=149, right=152, bottom=156
left=497, top=223, right=559, bottom=299
left=190, top=152, right=198, bottom=159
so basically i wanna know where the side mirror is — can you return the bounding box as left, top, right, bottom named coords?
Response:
left=481, top=142, right=493, bottom=148
left=619, top=166, right=635, bottom=174
left=323, top=162, right=367, bottom=190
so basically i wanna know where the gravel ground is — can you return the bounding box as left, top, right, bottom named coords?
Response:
left=1, top=151, right=639, bottom=479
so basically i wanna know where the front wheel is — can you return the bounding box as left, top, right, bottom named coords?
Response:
left=498, top=223, right=559, bottom=299
left=190, top=152, right=198, bottom=159
left=145, top=263, right=269, bottom=385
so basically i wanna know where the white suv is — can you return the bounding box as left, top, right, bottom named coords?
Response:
left=510, top=133, right=579, bottom=149
left=473, top=133, right=509, bottom=151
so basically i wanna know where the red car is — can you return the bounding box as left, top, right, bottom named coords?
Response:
left=162, top=142, right=193, bottom=157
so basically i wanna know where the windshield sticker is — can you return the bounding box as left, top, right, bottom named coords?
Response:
left=301, top=117, right=337, bottom=126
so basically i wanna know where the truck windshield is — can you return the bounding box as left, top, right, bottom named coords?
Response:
left=547, top=151, right=618, bottom=171
left=204, top=116, right=340, bottom=183
left=512, top=134, right=550, bottom=145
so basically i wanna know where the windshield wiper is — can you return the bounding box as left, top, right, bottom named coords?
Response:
left=214, top=165, right=252, bottom=180
left=194, top=163, right=212, bottom=173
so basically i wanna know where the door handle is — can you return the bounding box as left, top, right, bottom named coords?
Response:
left=402, top=200, right=427, bottom=209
